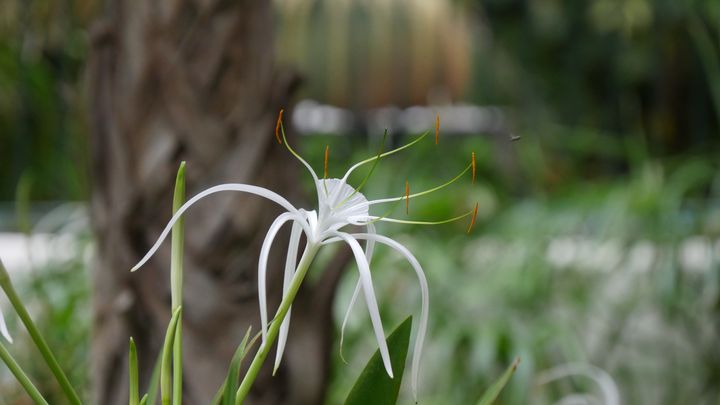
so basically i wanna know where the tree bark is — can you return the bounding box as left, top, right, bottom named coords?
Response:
left=87, top=1, right=337, bottom=404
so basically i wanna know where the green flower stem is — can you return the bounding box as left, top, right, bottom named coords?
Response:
left=171, top=162, right=186, bottom=405
left=234, top=242, right=321, bottom=405
left=0, top=340, right=49, bottom=405
left=0, top=259, right=81, bottom=405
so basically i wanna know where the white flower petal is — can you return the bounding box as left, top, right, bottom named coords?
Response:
left=0, top=309, right=12, bottom=343
left=131, top=184, right=300, bottom=272
left=350, top=232, right=429, bottom=401
left=274, top=221, right=304, bottom=374
left=259, top=212, right=300, bottom=344
left=333, top=231, right=393, bottom=378
left=339, top=223, right=376, bottom=362
left=339, top=280, right=361, bottom=364
left=536, top=363, right=620, bottom=405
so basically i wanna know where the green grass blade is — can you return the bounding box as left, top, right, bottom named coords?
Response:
left=222, top=327, right=253, bottom=405
left=160, top=307, right=182, bottom=405
left=171, top=162, right=186, bottom=405
left=0, top=340, right=49, bottom=405
left=139, top=393, right=149, bottom=405
left=144, top=352, right=163, bottom=405
left=344, top=316, right=412, bottom=405
left=209, top=327, right=257, bottom=405
left=0, top=259, right=82, bottom=405
left=210, top=380, right=226, bottom=405
left=476, top=357, right=521, bottom=405
left=129, top=337, right=140, bottom=405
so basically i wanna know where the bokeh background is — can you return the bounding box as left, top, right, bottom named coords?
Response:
left=1, top=0, right=720, bottom=403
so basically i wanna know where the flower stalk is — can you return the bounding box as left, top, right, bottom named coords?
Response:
left=234, top=242, right=321, bottom=404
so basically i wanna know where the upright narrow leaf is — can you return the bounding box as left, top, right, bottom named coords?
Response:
left=144, top=352, right=163, bottom=405
left=160, top=307, right=182, bottom=405
left=171, top=162, right=186, bottom=405
left=476, top=357, right=521, bottom=405
left=221, top=327, right=256, bottom=405
left=129, top=338, right=140, bottom=405
left=344, top=316, right=412, bottom=405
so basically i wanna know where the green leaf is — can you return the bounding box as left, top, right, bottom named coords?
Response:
left=160, top=307, right=182, bottom=405
left=210, top=327, right=259, bottom=405
left=144, top=352, right=162, bottom=405
left=222, top=327, right=255, bottom=405
left=476, top=357, right=521, bottom=405
left=129, top=337, right=139, bottom=405
left=344, top=316, right=412, bottom=405
left=139, top=394, right=148, bottom=405
left=171, top=161, right=186, bottom=405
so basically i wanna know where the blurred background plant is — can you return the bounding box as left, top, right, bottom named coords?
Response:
left=1, top=0, right=719, bottom=403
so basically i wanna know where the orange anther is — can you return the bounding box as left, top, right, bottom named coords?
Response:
left=471, top=151, right=476, bottom=183
left=275, top=109, right=284, bottom=144
left=435, top=114, right=440, bottom=145
left=467, top=202, right=479, bottom=234
left=405, top=180, right=410, bottom=214
left=324, top=145, right=329, bottom=179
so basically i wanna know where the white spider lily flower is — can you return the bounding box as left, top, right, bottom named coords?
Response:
left=536, top=363, right=621, bottom=405
left=131, top=113, right=478, bottom=399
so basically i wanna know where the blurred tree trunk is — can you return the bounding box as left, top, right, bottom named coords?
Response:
left=87, top=2, right=339, bottom=404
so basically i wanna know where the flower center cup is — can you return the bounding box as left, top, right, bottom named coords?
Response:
left=317, top=178, right=369, bottom=229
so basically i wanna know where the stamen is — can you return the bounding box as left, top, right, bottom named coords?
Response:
left=336, top=130, right=388, bottom=209
left=275, top=109, right=284, bottom=144
left=471, top=151, right=476, bottom=184
left=365, top=162, right=472, bottom=207
left=435, top=114, right=440, bottom=145
left=405, top=180, right=410, bottom=215
left=467, top=202, right=479, bottom=234
left=366, top=207, right=476, bottom=226
left=340, top=130, right=430, bottom=185
left=324, top=145, right=330, bottom=179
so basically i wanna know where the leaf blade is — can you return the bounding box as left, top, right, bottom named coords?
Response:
left=476, top=357, right=521, bottom=405
left=344, top=316, right=412, bottom=405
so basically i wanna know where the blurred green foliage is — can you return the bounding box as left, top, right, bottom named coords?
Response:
left=0, top=205, right=91, bottom=403
left=471, top=0, right=720, bottom=155
left=305, top=134, right=720, bottom=404
left=0, top=0, right=92, bottom=201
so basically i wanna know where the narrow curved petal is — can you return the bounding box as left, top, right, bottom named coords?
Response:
left=273, top=221, right=304, bottom=374
left=536, top=363, right=620, bottom=405
left=131, top=184, right=301, bottom=272
left=339, top=280, right=361, bottom=364
left=339, top=223, right=376, bottom=362
left=0, top=309, right=12, bottom=343
left=349, top=233, right=429, bottom=401
left=258, top=212, right=301, bottom=344
left=332, top=231, right=393, bottom=378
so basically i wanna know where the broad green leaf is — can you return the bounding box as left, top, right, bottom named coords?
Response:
left=344, top=316, right=412, bottom=405
left=476, top=357, right=521, bottom=405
